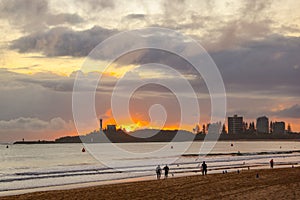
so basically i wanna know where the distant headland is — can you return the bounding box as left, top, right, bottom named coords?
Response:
left=14, top=128, right=300, bottom=144
left=14, top=114, right=300, bottom=144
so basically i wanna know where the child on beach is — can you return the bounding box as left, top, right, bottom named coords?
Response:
left=163, top=165, right=169, bottom=178
left=156, top=165, right=162, bottom=180
left=201, top=161, right=207, bottom=175
left=270, top=159, right=274, bottom=168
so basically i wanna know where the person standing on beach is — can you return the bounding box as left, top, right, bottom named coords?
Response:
left=270, top=159, right=274, bottom=168
left=156, top=165, right=162, bottom=180
left=201, top=161, right=207, bottom=175
left=163, top=165, right=169, bottom=179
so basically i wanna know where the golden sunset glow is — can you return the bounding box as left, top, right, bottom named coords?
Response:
left=0, top=0, right=300, bottom=142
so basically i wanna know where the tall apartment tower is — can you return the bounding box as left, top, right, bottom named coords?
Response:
left=256, top=116, right=269, bottom=133
left=273, top=121, right=285, bottom=134
left=99, top=118, right=103, bottom=132
left=228, top=114, right=243, bottom=134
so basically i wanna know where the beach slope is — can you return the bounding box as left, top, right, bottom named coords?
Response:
left=1, top=167, right=300, bottom=200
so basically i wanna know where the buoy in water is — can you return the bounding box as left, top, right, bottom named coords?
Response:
left=82, top=148, right=86, bottom=152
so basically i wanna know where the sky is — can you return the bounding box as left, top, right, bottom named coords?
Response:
left=0, top=0, right=300, bottom=142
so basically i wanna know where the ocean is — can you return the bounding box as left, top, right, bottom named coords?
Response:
left=1, top=141, right=300, bottom=195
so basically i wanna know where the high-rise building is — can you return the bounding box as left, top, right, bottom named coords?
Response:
left=273, top=122, right=285, bottom=134
left=228, top=114, right=243, bottom=134
left=107, top=124, right=117, bottom=132
left=99, top=118, right=103, bottom=131
left=256, top=116, right=269, bottom=133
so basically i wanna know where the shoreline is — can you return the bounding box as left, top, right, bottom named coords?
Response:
left=1, top=167, right=299, bottom=199
left=1, top=157, right=298, bottom=196
left=1, top=165, right=299, bottom=199
left=0, top=162, right=297, bottom=195
left=0, top=170, right=205, bottom=197
left=0, top=175, right=155, bottom=197
left=12, top=138, right=300, bottom=144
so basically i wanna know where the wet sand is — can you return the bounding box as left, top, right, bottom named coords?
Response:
left=1, top=167, right=299, bottom=200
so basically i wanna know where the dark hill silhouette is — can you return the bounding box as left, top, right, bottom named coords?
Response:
left=55, top=129, right=195, bottom=143
left=13, top=129, right=300, bottom=144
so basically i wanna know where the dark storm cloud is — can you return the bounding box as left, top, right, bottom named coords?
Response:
left=17, top=71, right=117, bottom=93
left=6, top=0, right=300, bottom=103
left=113, top=49, right=200, bottom=74
left=0, top=70, right=73, bottom=121
left=124, top=14, right=146, bottom=20
left=0, top=0, right=84, bottom=32
left=110, top=34, right=300, bottom=99
left=18, top=77, right=75, bottom=92
left=11, top=26, right=119, bottom=57
left=12, top=68, right=207, bottom=97
left=211, top=35, right=300, bottom=97
left=10, top=26, right=202, bottom=67
left=10, top=24, right=300, bottom=99
left=272, top=104, right=300, bottom=118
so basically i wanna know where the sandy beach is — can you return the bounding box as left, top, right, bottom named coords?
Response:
left=1, top=167, right=299, bottom=200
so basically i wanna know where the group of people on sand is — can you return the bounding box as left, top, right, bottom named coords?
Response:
left=155, top=159, right=276, bottom=179
left=156, top=165, right=169, bottom=180
left=156, top=161, right=208, bottom=180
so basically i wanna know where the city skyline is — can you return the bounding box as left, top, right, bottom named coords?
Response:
left=95, top=113, right=295, bottom=135
left=1, top=0, right=300, bottom=142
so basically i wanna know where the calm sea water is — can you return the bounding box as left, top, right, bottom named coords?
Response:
left=0, top=141, right=300, bottom=194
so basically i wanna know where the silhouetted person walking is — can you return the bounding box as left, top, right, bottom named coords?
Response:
left=201, top=161, right=207, bottom=175
left=270, top=159, right=274, bottom=168
left=156, top=165, right=162, bottom=180
left=163, top=165, right=169, bottom=178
